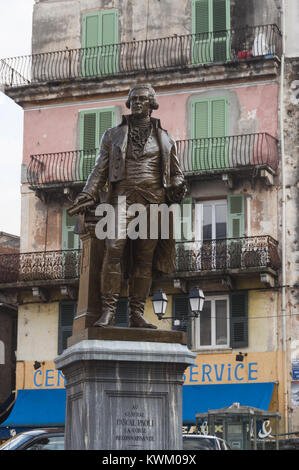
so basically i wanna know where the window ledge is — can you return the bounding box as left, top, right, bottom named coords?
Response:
left=191, top=347, right=232, bottom=355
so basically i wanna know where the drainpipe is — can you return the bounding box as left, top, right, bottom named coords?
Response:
left=279, top=0, right=288, bottom=434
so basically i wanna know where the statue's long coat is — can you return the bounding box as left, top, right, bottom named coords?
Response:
left=82, top=115, right=185, bottom=275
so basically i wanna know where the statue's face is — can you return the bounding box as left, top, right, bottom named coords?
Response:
left=129, top=88, right=151, bottom=117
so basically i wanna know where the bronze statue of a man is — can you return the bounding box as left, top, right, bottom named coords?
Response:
left=69, top=84, right=186, bottom=328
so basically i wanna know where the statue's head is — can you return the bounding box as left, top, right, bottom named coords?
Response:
left=126, top=84, right=159, bottom=116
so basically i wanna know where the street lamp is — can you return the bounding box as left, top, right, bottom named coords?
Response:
left=152, top=289, right=168, bottom=320
left=188, top=286, right=205, bottom=318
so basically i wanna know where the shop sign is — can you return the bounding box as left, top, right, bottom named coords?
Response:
left=184, top=362, right=259, bottom=384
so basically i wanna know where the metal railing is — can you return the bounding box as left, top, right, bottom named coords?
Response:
left=0, top=250, right=80, bottom=284
left=177, top=133, right=278, bottom=174
left=27, top=133, right=278, bottom=189
left=0, top=236, right=280, bottom=284
left=175, top=236, right=280, bottom=273
left=0, top=24, right=281, bottom=88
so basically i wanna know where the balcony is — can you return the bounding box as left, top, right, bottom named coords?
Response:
left=0, top=250, right=80, bottom=287
left=0, top=24, right=281, bottom=88
left=27, top=133, right=278, bottom=194
left=175, top=235, right=280, bottom=279
left=0, top=236, right=280, bottom=290
left=177, top=133, right=278, bottom=184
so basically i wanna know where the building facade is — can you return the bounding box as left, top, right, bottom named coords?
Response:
left=0, top=0, right=298, bottom=446
left=0, top=232, right=19, bottom=424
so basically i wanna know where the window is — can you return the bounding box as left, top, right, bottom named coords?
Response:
left=79, top=107, right=115, bottom=180
left=82, top=10, right=119, bottom=76
left=58, top=301, right=76, bottom=354
left=191, top=96, right=229, bottom=171
left=25, top=435, right=64, bottom=451
left=192, top=0, right=230, bottom=63
left=173, top=292, right=248, bottom=350
left=193, top=295, right=229, bottom=349
left=195, top=199, right=227, bottom=241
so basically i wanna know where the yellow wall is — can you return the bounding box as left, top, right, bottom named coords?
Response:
left=17, top=302, right=59, bottom=362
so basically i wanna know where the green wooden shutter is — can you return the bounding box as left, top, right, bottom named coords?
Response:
left=172, top=295, right=191, bottom=347
left=62, top=208, right=79, bottom=250
left=230, top=292, right=248, bottom=348
left=99, top=110, right=114, bottom=142
left=79, top=108, right=115, bottom=180
left=191, top=97, right=228, bottom=170
left=193, top=0, right=210, bottom=35
left=115, top=298, right=129, bottom=327
left=213, top=0, right=229, bottom=61
left=228, top=195, right=245, bottom=238
left=191, top=100, right=209, bottom=170
left=192, top=0, right=230, bottom=63
left=82, top=10, right=118, bottom=77
left=192, top=0, right=211, bottom=63
left=58, top=301, right=76, bottom=354
left=211, top=97, right=228, bottom=168
left=101, top=11, right=118, bottom=46
left=84, top=14, right=99, bottom=48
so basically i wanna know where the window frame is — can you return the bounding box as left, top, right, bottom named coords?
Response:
left=193, top=294, right=230, bottom=350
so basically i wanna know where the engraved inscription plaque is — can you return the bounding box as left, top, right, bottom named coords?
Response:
left=107, top=391, right=167, bottom=450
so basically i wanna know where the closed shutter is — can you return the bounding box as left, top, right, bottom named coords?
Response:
left=228, top=195, right=245, bottom=238
left=192, top=0, right=230, bottom=63
left=230, top=292, right=248, bottom=348
left=58, top=301, right=76, bottom=354
left=79, top=108, right=115, bottom=180
left=172, top=295, right=191, bottom=347
left=211, top=97, right=228, bottom=168
left=191, top=97, right=228, bottom=170
left=193, top=0, right=210, bottom=35
left=98, top=110, right=113, bottom=142
left=213, top=0, right=228, bottom=61
left=115, top=298, right=129, bottom=327
left=82, top=10, right=118, bottom=77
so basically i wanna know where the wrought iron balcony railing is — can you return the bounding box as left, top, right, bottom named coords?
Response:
left=175, top=236, right=280, bottom=274
left=177, top=133, right=278, bottom=174
left=0, top=249, right=80, bottom=284
left=0, top=24, right=281, bottom=88
left=27, top=133, right=278, bottom=189
left=0, top=236, right=280, bottom=286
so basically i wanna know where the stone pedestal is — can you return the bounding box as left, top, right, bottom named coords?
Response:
left=55, top=328, right=195, bottom=450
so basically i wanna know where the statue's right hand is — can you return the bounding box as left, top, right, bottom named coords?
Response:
left=67, top=193, right=94, bottom=216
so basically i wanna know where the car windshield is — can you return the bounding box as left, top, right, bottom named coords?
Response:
left=183, top=436, right=218, bottom=450
left=0, top=431, right=42, bottom=450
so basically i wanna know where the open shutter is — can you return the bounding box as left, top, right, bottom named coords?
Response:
left=172, top=295, right=191, bottom=347
left=230, top=292, right=248, bottom=348
left=62, top=208, right=79, bottom=250
left=115, top=297, right=129, bottom=327
left=58, top=301, right=76, bottom=354
left=228, top=195, right=245, bottom=238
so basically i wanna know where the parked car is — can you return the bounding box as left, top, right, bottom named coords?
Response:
left=183, top=434, right=231, bottom=450
left=0, top=428, right=64, bottom=450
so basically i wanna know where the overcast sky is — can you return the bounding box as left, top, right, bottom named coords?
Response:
left=0, top=0, right=35, bottom=236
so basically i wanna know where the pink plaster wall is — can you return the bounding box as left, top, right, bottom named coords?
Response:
left=23, top=83, right=278, bottom=165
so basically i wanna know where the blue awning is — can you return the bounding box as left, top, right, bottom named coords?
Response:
left=0, top=389, right=66, bottom=438
left=183, top=382, right=274, bottom=422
